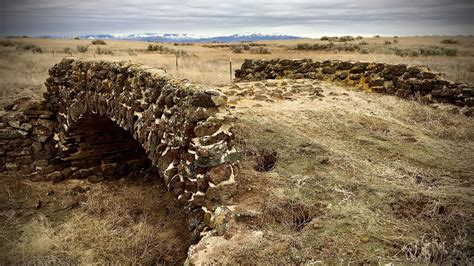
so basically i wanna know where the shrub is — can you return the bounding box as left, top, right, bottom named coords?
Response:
left=333, top=43, right=360, bottom=52
left=420, top=47, right=457, bottom=56
left=231, top=46, right=244, bottom=53
left=393, top=39, right=399, bottom=43
left=0, top=40, right=17, bottom=47
left=356, top=36, right=363, bottom=40
left=248, top=43, right=266, bottom=47
left=295, top=43, right=332, bottom=51
left=63, top=47, right=73, bottom=54
left=320, top=36, right=354, bottom=42
left=294, top=42, right=360, bottom=52
left=147, top=44, right=164, bottom=52
left=409, top=50, right=421, bottom=57
left=21, top=43, right=42, bottom=53
left=2, top=42, right=43, bottom=53
left=441, top=39, right=459, bottom=45
left=392, top=46, right=457, bottom=57
left=374, top=35, right=381, bottom=38
left=74, top=37, right=81, bottom=40
left=76, top=45, right=89, bottom=52
left=250, top=47, right=271, bottom=54
left=147, top=44, right=189, bottom=56
left=339, top=36, right=355, bottom=42
left=173, top=42, right=194, bottom=46
left=95, top=47, right=113, bottom=55
left=443, top=48, right=458, bottom=56
left=91, top=39, right=107, bottom=45
left=359, top=47, right=370, bottom=54
left=243, top=44, right=251, bottom=50
left=384, top=40, right=392, bottom=45
left=392, top=48, right=419, bottom=57
left=359, top=41, right=369, bottom=45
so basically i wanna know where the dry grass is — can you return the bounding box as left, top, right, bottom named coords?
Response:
left=0, top=177, right=191, bottom=264
left=1, top=36, right=473, bottom=111
left=221, top=80, right=474, bottom=263
left=1, top=36, right=473, bottom=263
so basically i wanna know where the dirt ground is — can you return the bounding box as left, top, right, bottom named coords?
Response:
left=188, top=79, right=473, bottom=264
left=0, top=171, right=192, bottom=264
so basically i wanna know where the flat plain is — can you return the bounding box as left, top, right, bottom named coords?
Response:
left=0, top=36, right=473, bottom=264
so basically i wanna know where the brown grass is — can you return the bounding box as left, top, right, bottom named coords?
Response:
left=1, top=36, right=473, bottom=263
left=222, top=80, right=473, bottom=263
left=0, top=176, right=192, bottom=264
left=1, top=36, right=473, bottom=112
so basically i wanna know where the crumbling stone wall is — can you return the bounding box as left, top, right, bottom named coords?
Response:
left=1, top=103, right=58, bottom=174
left=235, top=59, right=473, bottom=108
left=1, top=58, right=240, bottom=234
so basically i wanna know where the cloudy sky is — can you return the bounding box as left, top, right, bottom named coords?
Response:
left=0, top=0, right=473, bottom=37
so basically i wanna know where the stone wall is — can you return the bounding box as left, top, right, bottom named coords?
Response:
left=235, top=59, right=473, bottom=108
left=1, top=58, right=240, bottom=235
left=1, top=103, right=59, bottom=174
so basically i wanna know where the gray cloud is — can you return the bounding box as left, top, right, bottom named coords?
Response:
left=0, top=0, right=473, bottom=36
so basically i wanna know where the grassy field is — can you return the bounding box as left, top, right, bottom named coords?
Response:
left=202, top=80, right=474, bottom=264
left=0, top=36, right=473, bottom=263
left=1, top=36, right=473, bottom=109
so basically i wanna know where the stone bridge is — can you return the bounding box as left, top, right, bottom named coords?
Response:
left=1, top=57, right=473, bottom=238
left=0, top=58, right=239, bottom=235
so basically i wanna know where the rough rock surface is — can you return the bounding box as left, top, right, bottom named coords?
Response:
left=0, top=58, right=240, bottom=235
left=235, top=59, right=474, bottom=109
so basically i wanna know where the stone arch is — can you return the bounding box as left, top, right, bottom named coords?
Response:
left=1, top=58, right=240, bottom=232
left=49, top=59, right=240, bottom=209
left=60, top=113, right=152, bottom=180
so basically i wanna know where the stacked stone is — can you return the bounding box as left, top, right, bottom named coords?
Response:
left=235, top=59, right=473, bottom=108
left=1, top=58, right=240, bottom=234
left=0, top=101, right=59, bottom=174
left=43, top=58, right=239, bottom=231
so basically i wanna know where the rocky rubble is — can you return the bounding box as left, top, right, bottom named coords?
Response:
left=224, top=79, right=324, bottom=103
left=235, top=59, right=474, bottom=111
left=1, top=58, right=240, bottom=235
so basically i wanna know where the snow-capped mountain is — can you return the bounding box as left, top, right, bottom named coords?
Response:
left=38, top=33, right=302, bottom=43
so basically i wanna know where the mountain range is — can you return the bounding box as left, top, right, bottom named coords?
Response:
left=38, top=33, right=303, bottom=43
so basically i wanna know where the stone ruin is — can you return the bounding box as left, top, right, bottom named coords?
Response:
left=0, top=58, right=239, bottom=237
left=1, top=57, right=472, bottom=240
left=236, top=59, right=473, bottom=112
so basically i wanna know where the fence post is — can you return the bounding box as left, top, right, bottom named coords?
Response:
left=229, top=59, right=233, bottom=84
left=53, top=50, right=55, bottom=58
left=176, top=54, right=179, bottom=76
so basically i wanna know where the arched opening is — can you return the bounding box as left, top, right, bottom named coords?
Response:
left=55, top=113, right=195, bottom=263
left=60, top=114, right=151, bottom=181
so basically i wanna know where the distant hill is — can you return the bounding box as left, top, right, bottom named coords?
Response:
left=38, top=33, right=302, bottom=43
